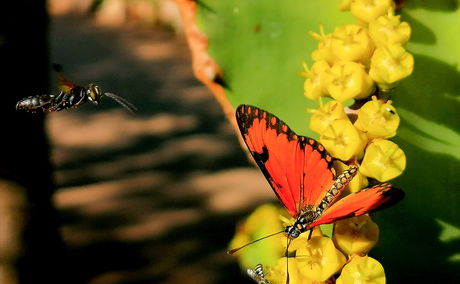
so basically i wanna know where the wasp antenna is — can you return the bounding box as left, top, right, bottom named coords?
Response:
left=227, top=230, right=284, bottom=255
left=104, top=92, right=138, bottom=113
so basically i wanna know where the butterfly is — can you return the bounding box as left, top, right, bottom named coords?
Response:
left=232, top=104, right=404, bottom=245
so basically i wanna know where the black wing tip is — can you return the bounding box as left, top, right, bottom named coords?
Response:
left=385, top=186, right=405, bottom=201
left=235, top=104, right=246, bottom=118
left=235, top=104, right=264, bottom=133
left=236, top=104, right=258, bottom=116
left=375, top=185, right=405, bottom=212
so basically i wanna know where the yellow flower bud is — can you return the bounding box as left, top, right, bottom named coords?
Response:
left=330, top=24, right=375, bottom=62
left=309, top=100, right=348, bottom=134
left=334, top=161, right=368, bottom=192
left=289, top=227, right=324, bottom=252
left=229, top=204, right=285, bottom=268
left=360, top=139, right=406, bottom=181
left=328, top=61, right=374, bottom=102
left=295, top=236, right=346, bottom=282
left=266, top=257, right=312, bottom=284
left=320, top=119, right=367, bottom=161
left=332, top=215, right=379, bottom=255
left=369, top=45, right=414, bottom=90
left=339, top=0, right=352, bottom=11
left=303, top=61, right=332, bottom=101
left=354, top=96, right=400, bottom=139
left=350, top=0, right=395, bottom=25
left=310, top=27, right=337, bottom=64
left=336, top=256, right=386, bottom=284
left=369, top=13, right=411, bottom=47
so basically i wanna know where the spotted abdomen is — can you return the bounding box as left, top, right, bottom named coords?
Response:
left=316, top=165, right=358, bottom=215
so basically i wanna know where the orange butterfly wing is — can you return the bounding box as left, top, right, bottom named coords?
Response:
left=308, top=183, right=405, bottom=228
left=236, top=105, right=336, bottom=218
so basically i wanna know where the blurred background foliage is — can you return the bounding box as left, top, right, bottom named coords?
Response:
left=192, top=0, right=460, bottom=282
left=2, top=0, right=265, bottom=283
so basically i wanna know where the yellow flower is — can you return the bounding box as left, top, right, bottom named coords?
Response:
left=295, top=236, right=347, bottom=282
left=320, top=119, right=367, bottom=161
left=229, top=204, right=285, bottom=268
left=332, top=215, right=379, bottom=255
left=328, top=61, right=374, bottom=102
left=354, top=96, right=400, bottom=139
left=360, top=139, right=406, bottom=181
left=369, top=13, right=411, bottom=47
left=289, top=227, right=324, bottom=252
left=369, top=44, right=414, bottom=90
left=309, top=100, right=348, bottom=134
left=310, top=26, right=337, bottom=64
left=303, top=61, right=332, bottom=101
left=339, top=0, right=352, bottom=11
left=336, top=255, right=386, bottom=284
left=330, top=24, right=375, bottom=62
left=266, top=257, right=313, bottom=284
left=334, top=161, right=368, bottom=193
left=349, top=0, right=395, bottom=25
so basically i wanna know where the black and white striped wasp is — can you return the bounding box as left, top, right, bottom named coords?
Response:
left=247, top=264, right=270, bottom=284
left=16, top=65, right=137, bottom=113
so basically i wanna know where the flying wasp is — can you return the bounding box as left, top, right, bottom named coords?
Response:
left=16, top=64, right=137, bottom=113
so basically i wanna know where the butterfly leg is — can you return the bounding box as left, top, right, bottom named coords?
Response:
left=285, top=238, right=290, bottom=284
left=307, top=229, right=313, bottom=240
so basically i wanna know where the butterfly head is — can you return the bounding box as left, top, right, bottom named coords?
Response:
left=284, top=211, right=318, bottom=239
left=284, top=225, right=302, bottom=239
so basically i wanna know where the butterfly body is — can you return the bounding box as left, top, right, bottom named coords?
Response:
left=284, top=165, right=358, bottom=238
left=235, top=104, right=404, bottom=240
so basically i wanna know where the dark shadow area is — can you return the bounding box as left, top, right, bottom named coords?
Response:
left=404, top=0, right=459, bottom=11
left=49, top=11, right=268, bottom=284
left=400, top=12, right=436, bottom=44
left=372, top=131, right=460, bottom=282
left=393, top=53, right=460, bottom=140
left=0, top=1, right=67, bottom=283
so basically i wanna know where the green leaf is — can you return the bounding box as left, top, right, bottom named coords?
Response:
left=197, top=0, right=354, bottom=136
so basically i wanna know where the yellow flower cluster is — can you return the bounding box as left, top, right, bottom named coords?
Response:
left=230, top=205, right=385, bottom=283
left=305, top=0, right=411, bottom=188
left=308, top=95, right=406, bottom=190
left=304, top=0, right=413, bottom=101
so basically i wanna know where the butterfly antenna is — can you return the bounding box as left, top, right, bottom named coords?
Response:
left=104, top=92, right=138, bottom=113
left=227, top=230, right=285, bottom=255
